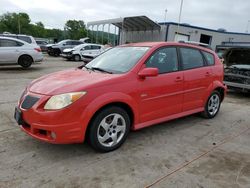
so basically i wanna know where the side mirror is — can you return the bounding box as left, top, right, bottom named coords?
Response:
left=138, top=68, right=158, bottom=78
left=63, top=43, right=66, bottom=46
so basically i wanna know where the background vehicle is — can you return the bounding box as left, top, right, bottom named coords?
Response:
left=224, top=47, right=250, bottom=92
left=47, top=39, right=83, bottom=56
left=35, top=38, right=49, bottom=52
left=15, top=42, right=226, bottom=152
left=61, top=43, right=104, bottom=61
left=0, top=36, right=43, bottom=68
left=0, top=33, right=37, bottom=45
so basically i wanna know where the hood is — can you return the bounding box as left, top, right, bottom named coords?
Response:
left=227, top=64, right=250, bottom=70
left=63, top=48, right=74, bottom=53
left=46, top=44, right=53, bottom=47
left=28, top=69, right=120, bottom=95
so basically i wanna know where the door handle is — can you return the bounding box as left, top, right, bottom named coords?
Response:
left=175, top=77, right=183, bottom=82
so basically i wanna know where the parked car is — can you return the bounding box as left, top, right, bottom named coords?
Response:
left=14, top=42, right=226, bottom=152
left=224, top=47, right=250, bottom=92
left=0, top=33, right=37, bottom=45
left=0, top=36, right=43, bottom=68
left=61, top=43, right=104, bottom=61
left=47, top=40, right=83, bottom=56
left=35, top=39, right=49, bottom=52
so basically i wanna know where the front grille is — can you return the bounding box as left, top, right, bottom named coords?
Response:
left=21, top=95, right=40, bottom=109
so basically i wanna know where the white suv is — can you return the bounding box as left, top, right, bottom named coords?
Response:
left=61, top=43, right=104, bottom=61
left=0, top=37, right=43, bottom=68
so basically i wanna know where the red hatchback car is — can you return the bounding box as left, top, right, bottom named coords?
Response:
left=14, top=42, right=226, bottom=152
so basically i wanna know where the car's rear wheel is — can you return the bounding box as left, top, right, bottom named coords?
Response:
left=88, top=106, right=130, bottom=152
left=18, top=55, right=33, bottom=68
left=74, top=55, right=81, bottom=61
left=201, top=91, right=221, bottom=119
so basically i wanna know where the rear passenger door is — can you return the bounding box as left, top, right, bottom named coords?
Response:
left=179, top=47, right=213, bottom=111
left=139, top=47, right=184, bottom=122
left=0, top=39, right=23, bottom=63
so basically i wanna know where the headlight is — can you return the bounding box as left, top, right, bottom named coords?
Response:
left=44, top=92, right=86, bottom=110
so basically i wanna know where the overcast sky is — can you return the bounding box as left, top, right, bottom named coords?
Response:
left=0, top=0, right=250, bottom=33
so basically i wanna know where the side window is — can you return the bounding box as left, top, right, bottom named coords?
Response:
left=202, top=51, right=215, bottom=65
left=84, top=45, right=91, bottom=50
left=17, top=36, right=32, bottom=43
left=91, top=45, right=101, bottom=50
left=146, top=47, right=178, bottom=74
left=0, top=39, right=23, bottom=47
left=180, top=48, right=205, bottom=70
left=66, top=41, right=72, bottom=45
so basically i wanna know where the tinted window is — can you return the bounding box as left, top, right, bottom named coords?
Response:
left=17, top=36, right=32, bottom=43
left=0, top=39, right=23, bottom=47
left=180, top=48, right=204, bottom=70
left=91, top=45, right=101, bottom=50
left=202, top=51, right=215, bottom=65
left=65, top=41, right=72, bottom=45
left=84, top=45, right=91, bottom=50
left=72, top=41, right=81, bottom=45
left=146, top=47, right=178, bottom=74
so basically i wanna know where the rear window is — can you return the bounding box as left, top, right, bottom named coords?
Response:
left=91, top=45, right=101, bottom=49
left=17, top=36, right=32, bottom=43
left=202, top=51, right=215, bottom=65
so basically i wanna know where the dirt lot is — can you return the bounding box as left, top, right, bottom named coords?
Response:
left=0, top=55, right=250, bottom=188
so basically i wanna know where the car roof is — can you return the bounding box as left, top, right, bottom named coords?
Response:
left=122, top=42, right=214, bottom=53
left=0, top=36, right=29, bottom=44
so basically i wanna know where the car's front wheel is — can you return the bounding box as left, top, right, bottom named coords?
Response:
left=88, top=106, right=130, bottom=152
left=201, top=91, right=221, bottom=119
left=74, top=54, right=81, bottom=61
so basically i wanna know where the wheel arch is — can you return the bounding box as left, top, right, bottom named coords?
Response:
left=82, top=93, right=138, bottom=141
left=18, top=54, right=34, bottom=64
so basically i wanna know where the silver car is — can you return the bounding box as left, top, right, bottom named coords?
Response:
left=0, top=37, right=43, bottom=68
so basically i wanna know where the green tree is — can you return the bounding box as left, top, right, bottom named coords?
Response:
left=64, top=20, right=87, bottom=40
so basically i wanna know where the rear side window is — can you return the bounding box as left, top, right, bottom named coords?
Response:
left=0, top=39, right=23, bottom=47
left=91, top=45, right=101, bottom=49
left=17, top=36, right=32, bottom=43
left=84, top=45, right=91, bottom=50
left=202, top=51, right=215, bottom=65
left=146, top=47, right=179, bottom=74
left=180, top=48, right=204, bottom=70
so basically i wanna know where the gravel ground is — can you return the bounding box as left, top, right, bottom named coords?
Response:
left=0, top=55, right=250, bottom=188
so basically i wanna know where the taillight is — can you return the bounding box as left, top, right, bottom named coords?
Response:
left=34, top=48, right=41, bottom=52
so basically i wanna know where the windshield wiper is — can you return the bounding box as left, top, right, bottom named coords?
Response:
left=91, top=67, right=113, bottom=74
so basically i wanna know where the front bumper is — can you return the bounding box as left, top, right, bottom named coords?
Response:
left=15, top=92, right=87, bottom=144
left=61, top=53, right=73, bottom=59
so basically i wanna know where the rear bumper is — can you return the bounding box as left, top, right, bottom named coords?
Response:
left=34, top=53, right=44, bottom=62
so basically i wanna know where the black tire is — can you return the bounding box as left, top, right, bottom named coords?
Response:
left=53, top=48, right=61, bottom=57
left=201, top=91, right=221, bottom=119
left=74, top=55, right=81, bottom=61
left=88, top=106, right=130, bottom=152
left=18, top=55, right=33, bottom=68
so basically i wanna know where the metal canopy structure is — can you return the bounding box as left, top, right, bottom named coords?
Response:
left=113, top=16, right=161, bottom=31
left=86, top=16, right=161, bottom=45
left=87, top=16, right=161, bottom=31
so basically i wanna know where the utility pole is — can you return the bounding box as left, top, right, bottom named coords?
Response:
left=164, top=9, right=168, bottom=24
left=176, top=0, right=184, bottom=41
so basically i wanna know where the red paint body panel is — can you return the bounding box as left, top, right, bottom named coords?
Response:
left=17, top=42, right=227, bottom=144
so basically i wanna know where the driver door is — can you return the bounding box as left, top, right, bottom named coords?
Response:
left=139, top=47, right=184, bottom=123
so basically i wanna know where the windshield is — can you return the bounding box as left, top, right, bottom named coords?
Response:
left=56, top=40, right=67, bottom=45
left=85, top=47, right=149, bottom=73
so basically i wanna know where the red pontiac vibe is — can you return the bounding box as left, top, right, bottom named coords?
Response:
left=14, top=42, right=227, bottom=152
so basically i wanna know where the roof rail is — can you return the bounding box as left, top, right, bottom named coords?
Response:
left=178, top=41, right=213, bottom=50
